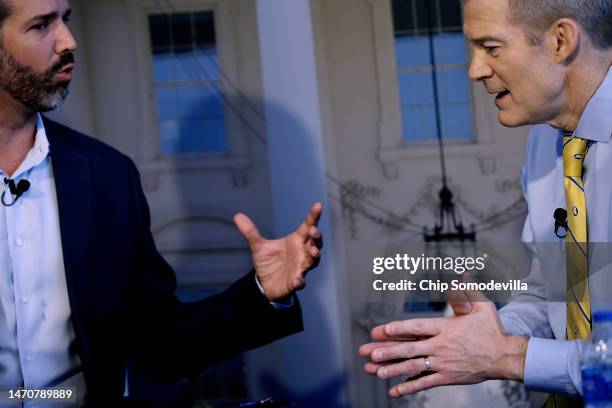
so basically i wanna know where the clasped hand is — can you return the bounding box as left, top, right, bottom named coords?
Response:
left=234, top=203, right=323, bottom=302
left=359, top=286, right=528, bottom=397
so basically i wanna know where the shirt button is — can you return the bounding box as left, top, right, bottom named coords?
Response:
left=21, top=297, right=29, bottom=304
left=15, top=238, right=23, bottom=247
left=25, top=355, right=32, bottom=363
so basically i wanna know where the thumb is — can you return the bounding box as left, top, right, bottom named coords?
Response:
left=447, top=287, right=472, bottom=315
left=234, top=213, right=263, bottom=248
left=461, top=272, right=490, bottom=306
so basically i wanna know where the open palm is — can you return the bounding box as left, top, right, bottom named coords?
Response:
left=234, top=203, right=323, bottom=301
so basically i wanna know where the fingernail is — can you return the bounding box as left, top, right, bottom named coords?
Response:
left=385, top=325, right=395, bottom=335
left=372, top=351, right=382, bottom=361
left=378, top=368, right=388, bottom=378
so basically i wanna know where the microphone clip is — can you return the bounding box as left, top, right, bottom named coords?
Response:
left=2, top=177, right=31, bottom=207
left=553, top=208, right=568, bottom=239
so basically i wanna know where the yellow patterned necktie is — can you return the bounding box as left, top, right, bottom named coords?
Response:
left=563, top=135, right=591, bottom=341
left=546, top=134, right=591, bottom=408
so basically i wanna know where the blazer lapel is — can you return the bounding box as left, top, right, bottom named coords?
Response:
left=45, top=119, right=92, bottom=360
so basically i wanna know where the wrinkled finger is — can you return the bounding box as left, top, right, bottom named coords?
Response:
left=364, top=361, right=385, bottom=375
left=303, top=203, right=322, bottom=229
left=308, top=245, right=320, bottom=258
left=292, top=276, right=306, bottom=290
left=447, top=287, right=471, bottom=315
left=371, top=324, right=419, bottom=341
left=389, top=372, right=446, bottom=398
left=358, top=341, right=404, bottom=357
left=301, top=250, right=319, bottom=271
left=233, top=213, right=263, bottom=248
left=308, top=202, right=322, bottom=225
left=384, top=318, right=444, bottom=338
left=297, top=203, right=322, bottom=239
left=364, top=360, right=406, bottom=375
left=377, top=357, right=429, bottom=379
left=308, top=226, right=323, bottom=248
left=371, top=339, right=435, bottom=363
left=461, top=272, right=491, bottom=305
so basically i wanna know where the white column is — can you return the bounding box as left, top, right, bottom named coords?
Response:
left=253, top=0, right=348, bottom=405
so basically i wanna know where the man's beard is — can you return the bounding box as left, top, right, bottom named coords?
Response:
left=0, top=46, right=74, bottom=112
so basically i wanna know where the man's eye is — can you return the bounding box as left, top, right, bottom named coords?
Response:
left=63, top=16, right=71, bottom=23
left=484, top=46, right=500, bottom=55
left=31, top=23, right=49, bottom=31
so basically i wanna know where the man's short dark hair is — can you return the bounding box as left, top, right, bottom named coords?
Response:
left=508, top=0, right=612, bottom=49
left=0, top=0, right=11, bottom=29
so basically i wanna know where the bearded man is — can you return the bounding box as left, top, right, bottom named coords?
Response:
left=0, top=0, right=323, bottom=406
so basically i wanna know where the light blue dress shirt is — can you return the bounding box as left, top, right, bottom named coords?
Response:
left=0, top=114, right=85, bottom=407
left=499, top=67, right=612, bottom=397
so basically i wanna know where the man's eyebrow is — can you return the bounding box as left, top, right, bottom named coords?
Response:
left=469, top=35, right=505, bottom=44
left=27, top=11, right=58, bottom=24
left=26, top=8, right=71, bottom=25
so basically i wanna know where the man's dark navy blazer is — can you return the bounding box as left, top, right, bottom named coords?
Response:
left=42, top=117, right=303, bottom=404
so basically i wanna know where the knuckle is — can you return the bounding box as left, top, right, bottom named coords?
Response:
left=398, top=383, right=412, bottom=395
left=421, top=379, right=433, bottom=390
left=382, top=366, right=394, bottom=377
left=402, top=342, right=414, bottom=356
left=407, top=359, right=421, bottom=374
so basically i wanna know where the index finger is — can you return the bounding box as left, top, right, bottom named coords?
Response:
left=358, top=341, right=404, bottom=357
left=305, top=202, right=322, bottom=227
left=370, top=323, right=419, bottom=341
left=297, top=203, right=322, bottom=238
left=383, top=318, right=445, bottom=338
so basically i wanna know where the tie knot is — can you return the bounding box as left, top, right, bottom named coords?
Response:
left=563, top=135, right=588, bottom=178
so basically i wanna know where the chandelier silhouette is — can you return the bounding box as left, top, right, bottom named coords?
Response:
left=420, top=0, right=475, bottom=243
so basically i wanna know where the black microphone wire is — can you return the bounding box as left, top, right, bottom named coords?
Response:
left=1, top=177, right=30, bottom=207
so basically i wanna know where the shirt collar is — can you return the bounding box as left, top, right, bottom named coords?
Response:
left=573, top=66, right=612, bottom=143
left=9, top=113, right=51, bottom=179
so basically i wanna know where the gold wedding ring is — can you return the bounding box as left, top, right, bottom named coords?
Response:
left=424, top=356, right=432, bottom=372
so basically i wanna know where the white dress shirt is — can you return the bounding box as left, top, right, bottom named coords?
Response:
left=499, top=67, right=612, bottom=397
left=0, top=114, right=85, bottom=407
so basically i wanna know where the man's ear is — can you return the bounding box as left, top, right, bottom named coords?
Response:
left=547, top=18, right=580, bottom=64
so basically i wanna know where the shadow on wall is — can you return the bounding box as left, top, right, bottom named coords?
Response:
left=128, top=94, right=348, bottom=408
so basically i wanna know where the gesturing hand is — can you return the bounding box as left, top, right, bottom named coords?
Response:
left=358, top=286, right=528, bottom=398
left=234, top=203, right=323, bottom=302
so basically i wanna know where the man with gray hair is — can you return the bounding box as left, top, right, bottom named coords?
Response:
left=360, top=0, right=611, bottom=404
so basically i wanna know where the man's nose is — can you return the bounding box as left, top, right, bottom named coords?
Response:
left=55, top=23, right=78, bottom=55
left=467, top=50, right=492, bottom=82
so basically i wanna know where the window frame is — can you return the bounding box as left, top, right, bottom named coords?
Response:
left=129, top=0, right=251, bottom=177
left=368, top=0, right=496, bottom=179
left=149, top=10, right=228, bottom=155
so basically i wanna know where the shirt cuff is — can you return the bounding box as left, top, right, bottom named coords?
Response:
left=524, top=337, right=583, bottom=397
left=254, top=273, right=295, bottom=310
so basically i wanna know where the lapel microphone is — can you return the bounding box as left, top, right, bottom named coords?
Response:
left=2, top=177, right=31, bottom=207
left=553, top=208, right=568, bottom=239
